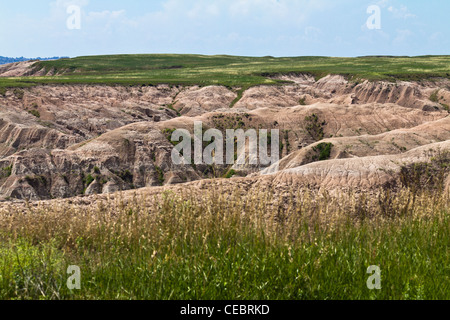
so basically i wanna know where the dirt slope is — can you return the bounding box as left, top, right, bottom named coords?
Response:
left=0, top=74, right=448, bottom=201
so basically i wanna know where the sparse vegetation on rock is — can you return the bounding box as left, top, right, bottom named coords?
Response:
left=13, top=88, right=24, bottom=99
left=311, top=142, right=334, bottom=161
left=305, top=113, right=326, bottom=141
left=400, top=150, right=449, bottom=194
left=28, top=109, right=40, bottom=118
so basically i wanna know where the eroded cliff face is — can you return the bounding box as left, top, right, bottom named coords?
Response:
left=0, top=74, right=448, bottom=200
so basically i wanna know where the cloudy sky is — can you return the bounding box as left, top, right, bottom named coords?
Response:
left=1, top=0, right=448, bottom=58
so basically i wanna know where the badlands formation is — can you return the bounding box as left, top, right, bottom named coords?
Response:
left=0, top=63, right=449, bottom=204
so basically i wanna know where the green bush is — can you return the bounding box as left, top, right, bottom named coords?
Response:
left=305, top=114, right=326, bottom=141
left=154, top=166, right=164, bottom=185
left=429, top=90, right=440, bottom=103
left=440, top=103, right=449, bottom=113
left=162, top=128, right=179, bottom=145
left=1, top=165, right=12, bottom=178
left=28, top=109, right=41, bottom=118
left=13, top=88, right=24, bottom=99
left=117, top=170, right=133, bottom=184
left=312, top=142, right=333, bottom=161
left=400, top=150, right=449, bottom=193
left=83, top=174, right=95, bottom=187
left=166, top=103, right=181, bottom=117
left=223, top=169, right=236, bottom=179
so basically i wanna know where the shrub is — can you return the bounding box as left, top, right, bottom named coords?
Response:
left=154, top=166, right=164, bottom=185
left=25, top=175, right=47, bottom=187
left=28, top=110, right=41, bottom=118
left=400, top=150, right=449, bottom=194
left=166, top=103, right=181, bottom=117
left=83, top=174, right=95, bottom=187
left=117, top=170, right=133, bottom=184
left=305, top=114, right=326, bottom=141
left=13, top=88, right=24, bottom=99
left=1, top=165, right=12, bottom=178
left=429, top=90, right=440, bottom=103
left=162, top=128, right=178, bottom=145
left=312, top=142, right=333, bottom=161
left=223, top=169, right=236, bottom=179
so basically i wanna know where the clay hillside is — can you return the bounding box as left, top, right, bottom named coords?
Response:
left=0, top=54, right=449, bottom=204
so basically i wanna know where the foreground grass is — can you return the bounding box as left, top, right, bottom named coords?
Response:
left=1, top=54, right=450, bottom=89
left=0, top=187, right=448, bottom=300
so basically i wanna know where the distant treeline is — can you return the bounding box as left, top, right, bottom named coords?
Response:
left=0, top=56, right=69, bottom=65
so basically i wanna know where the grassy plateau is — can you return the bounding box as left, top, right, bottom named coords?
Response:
left=1, top=54, right=450, bottom=89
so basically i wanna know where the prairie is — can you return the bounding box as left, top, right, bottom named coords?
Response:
left=1, top=54, right=450, bottom=88
left=0, top=186, right=448, bottom=300
left=0, top=54, right=448, bottom=300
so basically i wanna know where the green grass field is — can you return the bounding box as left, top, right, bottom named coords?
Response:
left=1, top=54, right=450, bottom=88
left=0, top=188, right=448, bottom=300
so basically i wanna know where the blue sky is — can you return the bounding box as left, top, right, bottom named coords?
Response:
left=1, top=0, right=449, bottom=58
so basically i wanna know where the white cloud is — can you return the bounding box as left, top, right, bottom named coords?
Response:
left=375, top=1, right=416, bottom=19
left=51, top=0, right=89, bottom=8
left=187, top=3, right=220, bottom=19
left=50, top=0, right=89, bottom=16
left=303, top=26, right=322, bottom=41
left=87, top=10, right=126, bottom=20
left=229, top=0, right=288, bottom=17
left=4, top=0, right=439, bottom=58
left=376, top=0, right=390, bottom=8
left=393, top=29, right=412, bottom=44
left=388, top=5, right=416, bottom=19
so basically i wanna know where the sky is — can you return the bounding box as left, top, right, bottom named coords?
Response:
left=1, top=0, right=449, bottom=58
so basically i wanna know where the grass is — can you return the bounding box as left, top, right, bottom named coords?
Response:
left=83, top=174, right=95, bottom=187
left=430, top=89, right=440, bottom=103
left=0, top=185, right=448, bottom=300
left=28, top=110, right=41, bottom=118
left=230, top=87, right=246, bottom=108
left=166, top=103, right=181, bottom=117
left=1, top=54, right=450, bottom=89
left=1, top=165, right=12, bottom=178
left=428, top=89, right=450, bottom=113
left=223, top=169, right=236, bottom=179
left=162, top=128, right=178, bottom=146
left=154, top=166, right=165, bottom=185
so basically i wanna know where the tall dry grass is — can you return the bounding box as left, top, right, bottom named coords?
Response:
left=0, top=187, right=448, bottom=299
